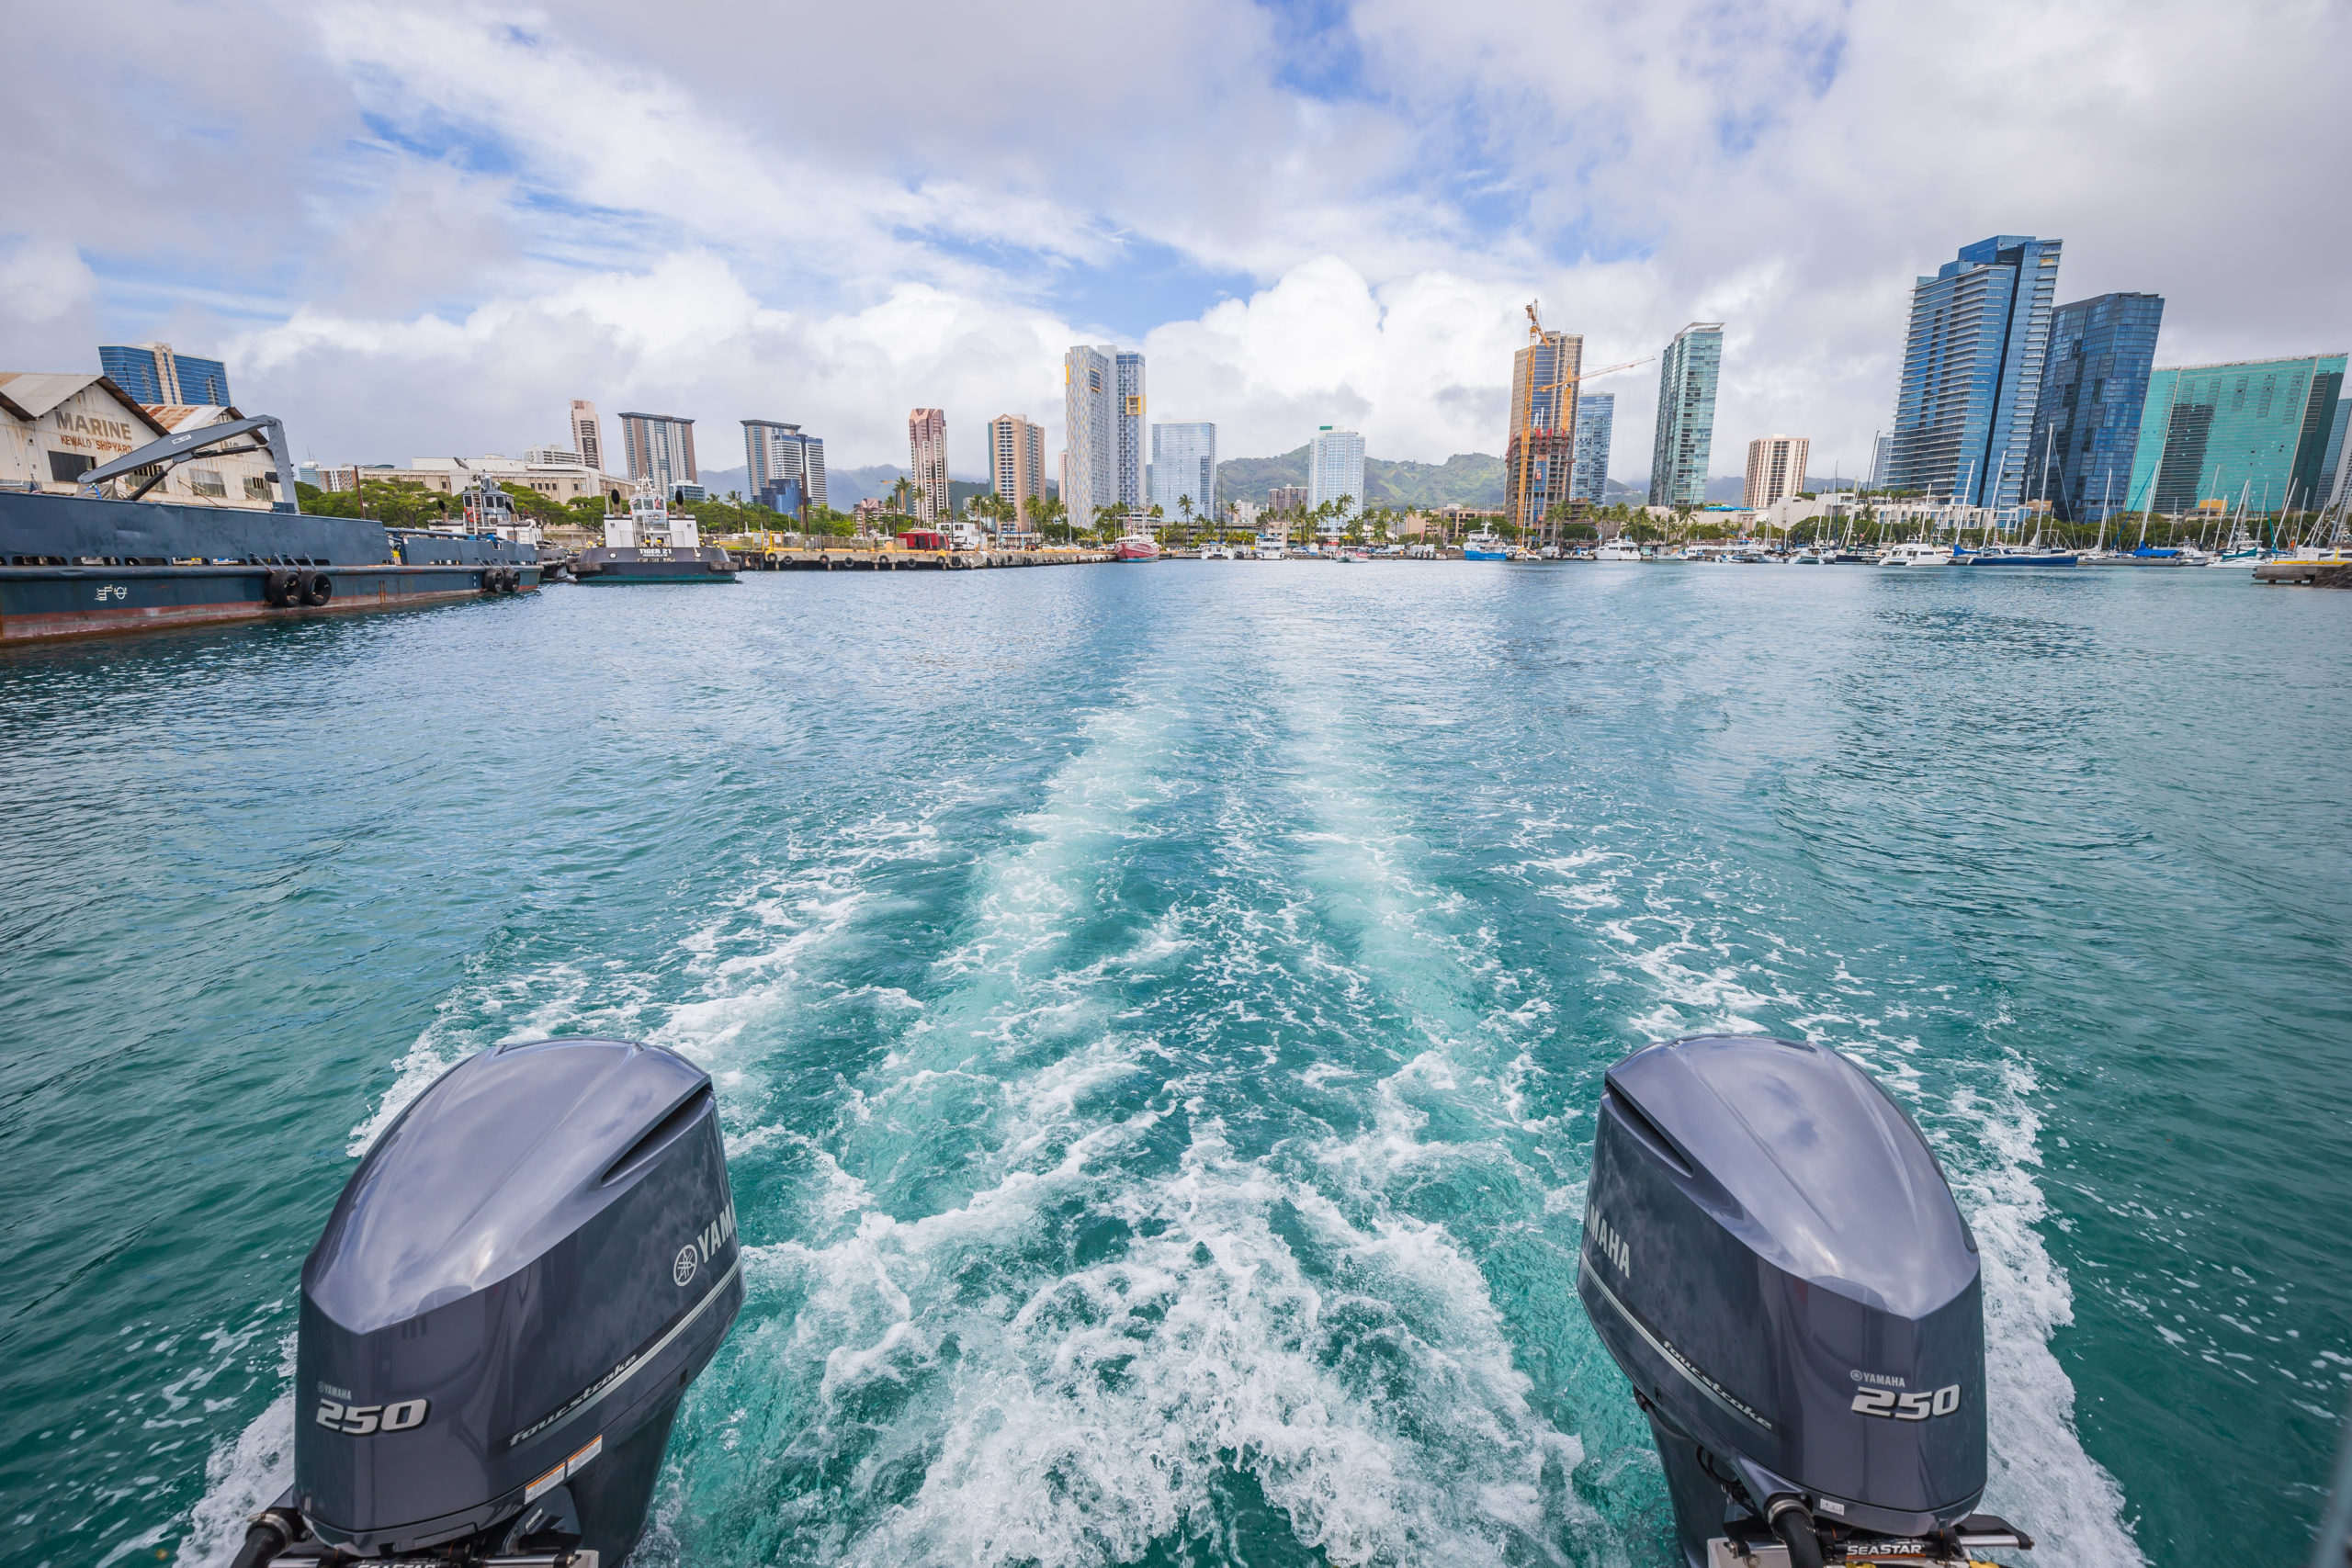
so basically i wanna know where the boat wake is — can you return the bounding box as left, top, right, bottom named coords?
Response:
left=176, top=612, right=2144, bottom=1567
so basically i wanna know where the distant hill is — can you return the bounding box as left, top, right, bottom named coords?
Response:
left=1216, top=447, right=1509, bottom=511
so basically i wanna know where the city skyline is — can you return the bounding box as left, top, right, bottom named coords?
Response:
left=10, top=4, right=2344, bottom=489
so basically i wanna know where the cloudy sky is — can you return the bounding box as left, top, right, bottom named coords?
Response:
left=6, top=0, right=2346, bottom=483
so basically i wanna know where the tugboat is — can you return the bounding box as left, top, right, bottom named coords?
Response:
left=0, top=412, right=538, bottom=643
left=1114, top=531, right=1162, bottom=561
left=571, top=481, right=737, bottom=584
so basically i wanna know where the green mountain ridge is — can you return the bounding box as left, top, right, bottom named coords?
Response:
left=1214, top=446, right=1507, bottom=512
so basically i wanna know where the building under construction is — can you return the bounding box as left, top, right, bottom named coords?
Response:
left=1504, top=305, right=1582, bottom=547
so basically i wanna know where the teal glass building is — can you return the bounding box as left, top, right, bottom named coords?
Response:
left=1883, top=236, right=2062, bottom=508
left=1647, top=324, right=1721, bottom=507
left=2125, top=354, right=2346, bottom=516
left=1571, top=393, right=1613, bottom=504
left=2028, top=292, right=2162, bottom=523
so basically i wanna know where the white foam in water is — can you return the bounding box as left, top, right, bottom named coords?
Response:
left=172, top=1337, right=295, bottom=1568
left=1943, top=1063, right=2144, bottom=1567
left=741, top=1112, right=1613, bottom=1568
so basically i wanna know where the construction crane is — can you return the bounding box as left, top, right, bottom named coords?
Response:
left=1576, top=356, right=1652, bottom=383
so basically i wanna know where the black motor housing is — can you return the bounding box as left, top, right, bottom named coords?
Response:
left=1577, top=1035, right=1988, bottom=1566
left=288, top=1037, right=742, bottom=1562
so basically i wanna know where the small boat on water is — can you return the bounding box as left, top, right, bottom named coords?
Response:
left=573, top=481, right=736, bottom=583
left=1595, top=541, right=1644, bottom=562
left=2084, top=544, right=2186, bottom=568
left=1965, top=543, right=2079, bottom=567
left=1878, top=541, right=1954, bottom=567
left=1114, top=533, right=1162, bottom=561
left=1464, top=533, right=1511, bottom=560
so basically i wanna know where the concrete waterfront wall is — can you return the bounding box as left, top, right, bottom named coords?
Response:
left=723, top=547, right=1118, bottom=570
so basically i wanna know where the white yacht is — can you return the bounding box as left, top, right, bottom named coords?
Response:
left=1878, top=541, right=1953, bottom=567
left=1595, top=541, right=1644, bottom=562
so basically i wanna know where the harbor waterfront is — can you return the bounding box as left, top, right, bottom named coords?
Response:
left=3, top=565, right=2348, bottom=1566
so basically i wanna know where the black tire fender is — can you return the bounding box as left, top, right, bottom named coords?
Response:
left=264, top=568, right=298, bottom=606
left=301, top=571, right=334, bottom=606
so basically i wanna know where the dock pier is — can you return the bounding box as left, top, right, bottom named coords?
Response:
left=723, top=547, right=1117, bottom=571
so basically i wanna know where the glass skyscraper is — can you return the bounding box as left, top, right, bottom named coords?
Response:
left=2125, top=354, right=2346, bottom=516
left=742, top=420, right=826, bottom=516
left=1148, top=423, right=1216, bottom=522
left=1571, top=393, right=1613, bottom=504
left=1115, top=352, right=1146, bottom=514
left=99, top=342, right=232, bottom=407
left=2025, top=292, right=2162, bottom=523
left=1064, top=345, right=1118, bottom=530
left=1883, top=235, right=2063, bottom=508
left=1307, top=426, right=1365, bottom=533
left=1648, top=323, right=1722, bottom=507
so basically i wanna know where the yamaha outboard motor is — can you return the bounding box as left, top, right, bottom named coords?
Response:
left=232, top=1038, right=742, bottom=1567
left=1577, top=1035, right=2032, bottom=1567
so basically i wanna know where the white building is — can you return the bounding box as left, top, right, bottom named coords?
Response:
left=1148, top=422, right=1216, bottom=524
left=361, top=454, right=630, bottom=508
left=1307, top=426, right=1366, bottom=534
left=1063, top=345, right=1119, bottom=533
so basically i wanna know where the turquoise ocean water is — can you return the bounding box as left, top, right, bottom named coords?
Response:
left=2, top=562, right=2347, bottom=1567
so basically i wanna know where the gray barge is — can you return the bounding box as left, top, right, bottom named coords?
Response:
left=0, top=414, right=540, bottom=644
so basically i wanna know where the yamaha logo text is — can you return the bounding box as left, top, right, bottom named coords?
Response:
left=674, top=1201, right=738, bottom=1288
left=1587, top=1209, right=1632, bottom=1278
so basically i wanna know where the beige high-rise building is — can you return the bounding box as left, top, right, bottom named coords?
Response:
left=1504, top=308, right=1582, bottom=542
left=1744, top=434, right=1810, bottom=509
left=986, top=414, right=1045, bottom=524
left=619, top=412, right=696, bottom=491
left=570, top=400, right=604, bottom=472
left=908, top=407, right=948, bottom=524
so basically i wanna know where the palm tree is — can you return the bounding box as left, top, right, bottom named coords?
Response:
left=1176, top=493, right=1194, bottom=544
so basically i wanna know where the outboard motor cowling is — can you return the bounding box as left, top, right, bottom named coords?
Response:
left=241, top=1038, right=742, bottom=1566
left=1577, top=1035, right=2030, bottom=1566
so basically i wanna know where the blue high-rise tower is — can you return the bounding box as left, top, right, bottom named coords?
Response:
left=2027, top=292, right=2163, bottom=524
left=98, top=342, right=232, bottom=407
left=1883, top=236, right=2063, bottom=508
left=1571, top=393, right=1614, bottom=504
